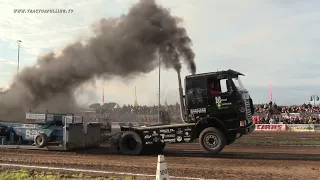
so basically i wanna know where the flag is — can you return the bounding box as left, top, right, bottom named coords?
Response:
left=102, top=87, right=104, bottom=103
left=268, top=83, right=272, bottom=100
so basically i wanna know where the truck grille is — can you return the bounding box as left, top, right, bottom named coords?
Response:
left=244, top=100, right=252, bottom=123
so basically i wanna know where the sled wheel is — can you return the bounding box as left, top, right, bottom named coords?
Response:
left=34, top=133, right=49, bottom=148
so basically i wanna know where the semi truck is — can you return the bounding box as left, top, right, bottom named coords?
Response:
left=111, top=69, right=256, bottom=155
left=0, top=69, right=255, bottom=155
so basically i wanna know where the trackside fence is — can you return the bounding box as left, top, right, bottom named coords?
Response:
left=254, top=124, right=320, bottom=132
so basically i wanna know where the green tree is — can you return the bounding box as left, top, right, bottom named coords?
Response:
left=101, top=102, right=117, bottom=109
left=89, top=103, right=101, bottom=110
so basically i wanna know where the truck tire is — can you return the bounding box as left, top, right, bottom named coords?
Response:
left=34, top=133, right=49, bottom=148
left=199, top=127, right=226, bottom=154
left=118, top=131, right=143, bottom=155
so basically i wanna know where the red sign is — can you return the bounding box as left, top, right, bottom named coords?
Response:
left=255, top=124, right=289, bottom=131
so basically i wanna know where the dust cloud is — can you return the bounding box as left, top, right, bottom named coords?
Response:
left=0, top=0, right=196, bottom=121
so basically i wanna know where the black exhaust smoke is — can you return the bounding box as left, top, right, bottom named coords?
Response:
left=0, top=0, right=196, bottom=121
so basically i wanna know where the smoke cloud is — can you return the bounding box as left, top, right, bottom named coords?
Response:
left=0, top=0, right=196, bottom=121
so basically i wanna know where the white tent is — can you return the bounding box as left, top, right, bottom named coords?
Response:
left=114, top=103, right=121, bottom=109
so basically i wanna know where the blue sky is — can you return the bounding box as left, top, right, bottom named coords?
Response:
left=0, top=0, right=320, bottom=106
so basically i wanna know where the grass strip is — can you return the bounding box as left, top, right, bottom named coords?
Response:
left=0, top=169, right=149, bottom=180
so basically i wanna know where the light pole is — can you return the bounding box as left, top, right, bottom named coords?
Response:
left=17, top=40, right=22, bottom=74
left=158, top=51, right=161, bottom=124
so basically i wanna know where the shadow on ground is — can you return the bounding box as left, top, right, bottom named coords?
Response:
left=72, top=145, right=320, bottom=161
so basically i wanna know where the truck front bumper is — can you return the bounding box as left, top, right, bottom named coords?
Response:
left=238, top=122, right=255, bottom=136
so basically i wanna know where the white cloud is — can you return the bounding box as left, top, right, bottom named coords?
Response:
left=0, top=58, right=16, bottom=65
left=0, top=0, right=319, bottom=105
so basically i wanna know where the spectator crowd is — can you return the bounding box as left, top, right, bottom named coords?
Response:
left=118, top=104, right=182, bottom=123
left=88, top=101, right=320, bottom=124
left=88, top=103, right=182, bottom=123
left=253, top=101, right=320, bottom=124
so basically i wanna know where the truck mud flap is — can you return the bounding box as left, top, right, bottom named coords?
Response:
left=143, top=143, right=166, bottom=154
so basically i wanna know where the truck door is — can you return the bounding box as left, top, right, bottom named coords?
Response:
left=206, top=78, right=233, bottom=111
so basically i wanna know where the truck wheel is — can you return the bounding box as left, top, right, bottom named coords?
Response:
left=119, top=131, right=143, bottom=155
left=34, top=133, right=49, bottom=148
left=199, top=127, right=226, bottom=154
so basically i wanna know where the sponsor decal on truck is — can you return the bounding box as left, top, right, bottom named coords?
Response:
left=190, top=108, right=206, bottom=114
left=25, top=113, right=46, bottom=120
left=159, top=129, right=175, bottom=133
left=25, top=129, right=44, bottom=140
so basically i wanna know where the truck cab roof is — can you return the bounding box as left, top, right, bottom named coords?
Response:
left=185, top=69, right=244, bottom=79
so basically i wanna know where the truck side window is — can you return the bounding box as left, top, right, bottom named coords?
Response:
left=186, top=78, right=205, bottom=92
left=207, top=78, right=221, bottom=95
left=219, top=79, right=229, bottom=93
left=185, top=78, right=206, bottom=106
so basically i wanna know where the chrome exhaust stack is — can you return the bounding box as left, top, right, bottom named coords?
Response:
left=177, top=71, right=187, bottom=123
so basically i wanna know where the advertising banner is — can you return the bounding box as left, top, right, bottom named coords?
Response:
left=288, top=124, right=315, bottom=132
left=255, top=124, right=289, bottom=131
left=314, top=125, right=320, bottom=132
left=281, top=113, right=300, bottom=119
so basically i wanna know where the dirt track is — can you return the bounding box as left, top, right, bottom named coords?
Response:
left=0, top=132, right=319, bottom=180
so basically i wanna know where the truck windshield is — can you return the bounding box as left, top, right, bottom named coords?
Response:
left=232, top=76, right=246, bottom=92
